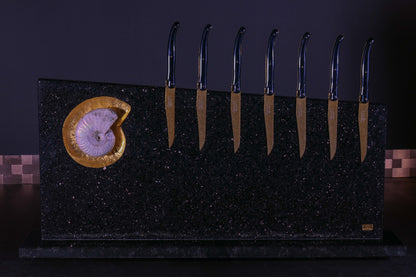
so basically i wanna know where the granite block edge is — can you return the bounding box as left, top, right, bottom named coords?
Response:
left=19, top=231, right=406, bottom=259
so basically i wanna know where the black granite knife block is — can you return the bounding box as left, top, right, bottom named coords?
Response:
left=20, top=79, right=406, bottom=258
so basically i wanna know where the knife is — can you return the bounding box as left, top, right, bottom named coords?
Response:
left=358, top=38, right=375, bottom=162
left=296, top=32, right=311, bottom=158
left=231, top=27, right=246, bottom=153
left=328, top=35, right=344, bottom=160
left=197, top=24, right=213, bottom=150
left=165, top=22, right=179, bottom=148
left=264, top=29, right=279, bottom=155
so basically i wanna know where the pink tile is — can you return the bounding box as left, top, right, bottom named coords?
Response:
left=4, top=155, right=21, bottom=164
left=402, top=159, right=416, bottom=169
left=22, top=174, right=33, bottom=184
left=22, top=165, right=35, bottom=174
left=21, top=155, right=33, bottom=165
left=33, top=174, right=40, bottom=184
left=33, top=155, right=39, bottom=164
left=3, top=175, right=21, bottom=184
left=393, top=149, right=411, bottom=159
left=0, top=174, right=3, bottom=185
left=392, top=168, right=410, bottom=178
left=385, top=159, right=393, bottom=169
left=11, top=165, right=23, bottom=175
left=392, top=159, right=402, bottom=168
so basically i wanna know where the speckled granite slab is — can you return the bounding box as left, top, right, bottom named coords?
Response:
left=38, top=79, right=386, bottom=241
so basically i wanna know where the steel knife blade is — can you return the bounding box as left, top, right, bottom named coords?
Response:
left=264, top=29, right=278, bottom=155
left=197, top=88, right=207, bottom=150
left=359, top=38, right=374, bottom=162
left=328, top=98, right=338, bottom=160
left=264, top=94, right=274, bottom=155
left=231, top=27, right=246, bottom=153
left=165, top=85, right=176, bottom=148
left=358, top=101, right=368, bottom=162
left=196, top=24, right=212, bottom=150
left=296, top=32, right=310, bottom=158
left=165, top=22, right=179, bottom=148
left=296, top=97, right=306, bottom=157
left=328, top=35, right=344, bottom=160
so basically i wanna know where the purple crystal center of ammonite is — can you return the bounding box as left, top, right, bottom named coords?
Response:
left=75, top=108, right=117, bottom=157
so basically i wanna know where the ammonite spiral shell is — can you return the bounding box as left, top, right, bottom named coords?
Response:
left=75, top=108, right=117, bottom=157
left=62, top=96, right=131, bottom=168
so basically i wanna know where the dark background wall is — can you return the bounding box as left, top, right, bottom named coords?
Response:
left=0, top=0, right=414, bottom=154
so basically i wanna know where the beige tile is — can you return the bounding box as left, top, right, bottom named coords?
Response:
left=392, top=168, right=410, bottom=178
left=22, top=174, right=33, bottom=184
left=11, top=164, right=23, bottom=175
left=402, top=159, right=416, bottom=169
left=385, top=159, right=393, bottom=169
left=393, top=149, right=411, bottom=159
left=21, top=155, right=33, bottom=165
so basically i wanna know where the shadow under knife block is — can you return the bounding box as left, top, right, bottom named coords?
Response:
left=20, top=79, right=406, bottom=258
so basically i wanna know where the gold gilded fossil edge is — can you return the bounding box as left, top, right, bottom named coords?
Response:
left=62, top=96, right=131, bottom=168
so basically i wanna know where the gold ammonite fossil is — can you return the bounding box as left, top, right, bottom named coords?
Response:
left=62, top=96, right=131, bottom=168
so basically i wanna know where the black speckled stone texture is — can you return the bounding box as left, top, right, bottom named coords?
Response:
left=38, top=79, right=386, bottom=241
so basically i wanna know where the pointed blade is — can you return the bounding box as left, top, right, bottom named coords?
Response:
left=165, top=85, right=175, bottom=148
left=328, top=99, right=338, bottom=160
left=296, top=97, right=306, bottom=158
left=264, top=94, right=274, bottom=155
left=359, top=102, right=369, bottom=162
left=197, top=89, right=207, bottom=150
left=231, top=92, right=241, bottom=153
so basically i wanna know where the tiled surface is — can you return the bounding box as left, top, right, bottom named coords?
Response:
left=0, top=150, right=415, bottom=185
left=0, top=155, right=39, bottom=185
left=385, top=149, right=416, bottom=178
left=392, top=149, right=411, bottom=159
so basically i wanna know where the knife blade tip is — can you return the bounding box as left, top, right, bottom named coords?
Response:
left=361, top=153, right=367, bottom=163
left=199, top=142, right=205, bottom=151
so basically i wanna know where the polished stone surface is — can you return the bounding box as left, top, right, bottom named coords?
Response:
left=1, top=178, right=414, bottom=275
left=38, top=79, right=386, bottom=241
left=19, top=231, right=405, bottom=259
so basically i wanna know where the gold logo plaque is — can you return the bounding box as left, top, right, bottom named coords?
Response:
left=362, top=224, right=374, bottom=231
left=62, top=96, right=131, bottom=168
